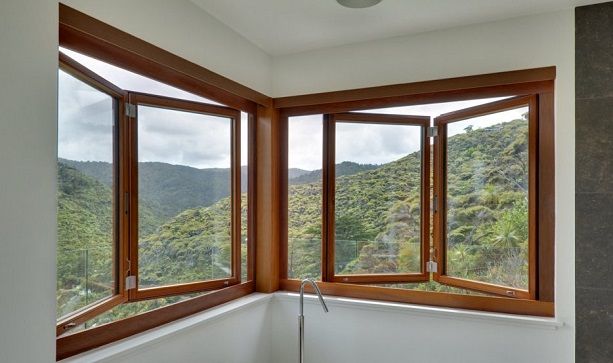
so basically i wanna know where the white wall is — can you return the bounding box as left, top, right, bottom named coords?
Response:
left=63, top=294, right=273, bottom=363
left=272, top=10, right=576, bottom=363
left=0, top=1, right=58, bottom=362
left=272, top=295, right=566, bottom=363
left=62, top=0, right=273, bottom=96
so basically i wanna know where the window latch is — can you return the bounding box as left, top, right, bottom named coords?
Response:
left=427, top=126, right=438, bottom=138
left=426, top=261, right=438, bottom=273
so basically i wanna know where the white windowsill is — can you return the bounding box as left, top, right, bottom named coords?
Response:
left=60, top=293, right=273, bottom=363
left=61, top=290, right=563, bottom=362
left=274, top=292, right=564, bottom=330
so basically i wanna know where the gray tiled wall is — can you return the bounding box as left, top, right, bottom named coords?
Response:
left=576, top=2, right=613, bottom=362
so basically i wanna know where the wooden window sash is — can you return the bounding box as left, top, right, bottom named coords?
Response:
left=56, top=53, right=130, bottom=336
left=323, top=112, right=431, bottom=284
left=432, top=95, right=538, bottom=299
left=127, top=92, right=242, bottom=301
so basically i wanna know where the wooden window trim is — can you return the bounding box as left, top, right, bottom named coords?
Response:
left=278, top=68, right=555, bottom=317
left=324, top=113, right=431, bottom=284
left=59, top=4, right=271, bottom=113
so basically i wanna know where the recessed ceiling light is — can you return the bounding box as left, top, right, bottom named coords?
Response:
left=337, top=0, right=383, bottom=9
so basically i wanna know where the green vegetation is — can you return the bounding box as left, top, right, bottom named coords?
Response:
left=57, top=115, right=529, bottom=327
left=288, top=117, right=529, bottom=292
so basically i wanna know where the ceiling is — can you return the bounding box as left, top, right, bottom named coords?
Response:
left=190, top=0, right=602, bottom=56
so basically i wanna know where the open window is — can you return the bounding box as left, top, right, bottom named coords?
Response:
left=281, top=91, right=551, bottom=312
left=432, top=96, right=537, bottom=299
left=57, top=53, right=129, bottom=334
left=128, top=92, right=242, bottom=300
left=56, top=51, right=251, bottom=336
left=324, top=113, right=431, bottom=283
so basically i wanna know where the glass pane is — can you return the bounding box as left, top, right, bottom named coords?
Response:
left=137, top=105, right=232, bottom=288
left=334, top=121, right=423, bottom=275
left=60, top=47, right=221, bottom=105
left=287, top=115, right=323, bottom=279
left=241, top=112, right=249, bottom=281
left=57, top=70, right=116, bottom=318
left=445, top=106, right=529, bottom=290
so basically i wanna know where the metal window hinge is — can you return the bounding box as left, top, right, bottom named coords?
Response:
left=427, top=126, right=438, bottom=138
left=426, top=261, right=438, bottom=273
left=125, top=275, right=136, bottom=290
left=125, top=103, right=136, bottom=118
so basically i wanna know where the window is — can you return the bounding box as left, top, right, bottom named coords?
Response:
left=281, top=80, right=554, bottom=316
left=56, top=51, right=253, bottom=337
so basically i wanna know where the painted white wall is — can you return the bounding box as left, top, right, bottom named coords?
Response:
left=63, top=294, right=273, bottom=363
left=0, top=1, right=58, bottom=362
left=272, top=294, right=566, bottom=363
left=62, top=0, right=273, bottom=96
left=272, top=9, right=576, bottom=363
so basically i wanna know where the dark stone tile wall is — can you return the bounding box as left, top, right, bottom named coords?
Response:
left=576, top=2, right=613, bottom=362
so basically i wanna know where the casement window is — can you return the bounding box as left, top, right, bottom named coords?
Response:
left=280, top=81, right=554, bottom=316
left=56, top=49, right=254, bottom=356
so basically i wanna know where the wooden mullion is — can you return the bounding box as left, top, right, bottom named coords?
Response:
left=432, top=116, right=445, bottom=283
left=232, top=111, right=242, bottom=282
left=247, top=113, right=257, bottom=282
left=323, top=114, right=336, bottom=282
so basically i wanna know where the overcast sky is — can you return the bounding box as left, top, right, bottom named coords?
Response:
left=58, top=48, right=248, bottom=169
left=289, top=100, right=526, bottom=171
left=59, top=48, right=525, bottom=171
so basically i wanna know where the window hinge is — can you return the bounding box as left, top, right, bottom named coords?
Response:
left=125, top=103, right=136, bottom=118
left=125, top=275, right=136, bottom=290
left=427, top=126, right=438, bottom=138
left=426, top=261, right=438, bottom=273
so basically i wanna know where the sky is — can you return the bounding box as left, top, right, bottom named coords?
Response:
left=58, top=48, right=247, bottom=169
left=289, top=100, right=527, bottom=171
left=58, top=47, right=526, bottom=171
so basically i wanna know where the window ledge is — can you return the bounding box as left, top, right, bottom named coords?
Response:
left=60, top=293, right=272, bottom=363
left=274, top=291, right=563, bottom=330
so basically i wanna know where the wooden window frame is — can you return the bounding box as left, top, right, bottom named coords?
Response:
left=57, top=4, right=261, bottom=359
left=278, top=67, right=555, bottom=317
left=324, top=112, right=431, bottom=284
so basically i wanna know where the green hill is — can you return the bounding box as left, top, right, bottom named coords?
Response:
left=288, top=161, right=380, bottom=185
left=57, top=116, right=530, bottom=324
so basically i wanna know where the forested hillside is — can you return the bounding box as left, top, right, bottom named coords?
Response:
left=57, top=115, right=529, bottom=325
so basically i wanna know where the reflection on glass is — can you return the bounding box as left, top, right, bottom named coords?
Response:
left=445, top=107, right=529, bottom=290
left=334, top=122, right=422, bottom=275
left=287, top=115, right=323, bottom=279
left=57, top=70, right=116, bottom=318
left=137, top=106, right=232, bottom=288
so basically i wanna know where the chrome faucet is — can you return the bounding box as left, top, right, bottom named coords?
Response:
left=299, top=278, right=329, bottom=363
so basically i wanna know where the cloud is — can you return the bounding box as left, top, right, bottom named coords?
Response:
left=58, top=70, right=114, bottom=163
